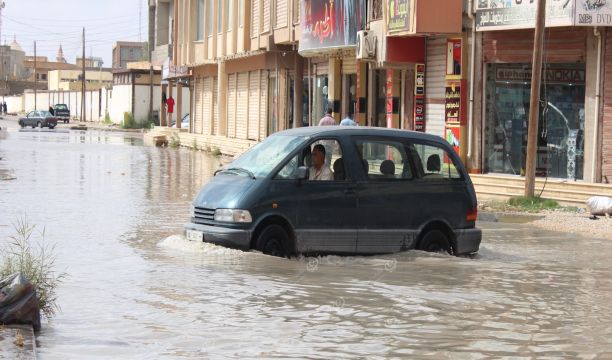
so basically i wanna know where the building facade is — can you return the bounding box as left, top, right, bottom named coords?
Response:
left=47, top=69, right=113, bottom=91
left=112, top=42, right=147, bottom=69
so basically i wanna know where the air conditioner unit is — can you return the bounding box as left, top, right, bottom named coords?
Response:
left=356, top=30, right=377, bottom=60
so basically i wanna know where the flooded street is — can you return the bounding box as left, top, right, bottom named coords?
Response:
left=1, top=120, right=611, bottom=359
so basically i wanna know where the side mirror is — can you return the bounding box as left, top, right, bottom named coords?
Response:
left=296, top=166, right=309, bottom=180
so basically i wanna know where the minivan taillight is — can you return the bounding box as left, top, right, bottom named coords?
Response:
left=466, top=207, right=478, bottom=222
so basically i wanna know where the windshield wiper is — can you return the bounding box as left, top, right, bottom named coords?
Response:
left=214, top=167, right=256, bottom=179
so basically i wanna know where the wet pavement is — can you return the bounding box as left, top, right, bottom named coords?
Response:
left=1, top=117, right=611, bottom=359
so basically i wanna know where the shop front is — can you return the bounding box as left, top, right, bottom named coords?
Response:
left=299, top=0, right=364, bottom=124
left=473, top=0, right=606, bottom=181
left=485, top=63, right=586, bottom=180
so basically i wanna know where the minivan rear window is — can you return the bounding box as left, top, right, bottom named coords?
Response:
left=410, top=143, right=462, bottom=180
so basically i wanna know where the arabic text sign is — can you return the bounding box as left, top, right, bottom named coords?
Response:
left=475, top=0, right=574, bottom=31
left=299, top=0, right=362, bottom=53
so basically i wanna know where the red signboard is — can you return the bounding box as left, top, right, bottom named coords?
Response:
left=299, top=0, right=363, bottom=53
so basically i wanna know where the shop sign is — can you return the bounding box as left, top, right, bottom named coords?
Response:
left=475, top=0, right=575, bottom=31
left=414, top=63, right=425, bottom=132
left=162, top=58, right=188, bottom=80
left=414, top=63, right=425, bottom=95
left=495, top=67, right=586, bottom=84
left=445, top=126, right=461, bottom=155
left=387, top=0, right=411, bottom=33
left=445, top=82, right=462, bottom=125
left=575, top=0, right=612, bottom=25
left=414, top=96, right=425, bottom=132
left=299, top=0, right=363, bottom=53
left=446, top=38, right=463, bottom=79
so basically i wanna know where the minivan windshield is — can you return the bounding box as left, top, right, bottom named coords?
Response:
left=225, top=134, right=306, bottom=178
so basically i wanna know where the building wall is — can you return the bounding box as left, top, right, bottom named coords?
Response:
left=48, top=69, right=113, bottom=91
left=108, top=85, right=132, bottom=123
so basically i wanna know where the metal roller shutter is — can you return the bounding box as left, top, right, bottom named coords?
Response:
left=263, top=0, right=271, bottom=33
left=203, top=77, right=213, bottom=135
left=251, top=0, right=259, bottom=35
left=275, top=0, right=287, bottom=28
left=342, top=57, right=357, bottom=74
left=236, top=72, right=249, bottom=140
left=314, top=60, right=328, bottom=76
left=228, top=73, right=237, bottom=138
left=483, top=28, right=587, bottom=64
left=248, top=70, right=260, bottom=140
left=194, top=76, right=203, bottom=134
left=425, top=37, right=446, bottom=138
left=213, top=77, right=219, bottom=135
left=260, top=71, right=268, bottom=139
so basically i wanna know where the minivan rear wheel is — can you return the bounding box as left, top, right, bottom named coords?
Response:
left=256, top=224, right=288, bottom=258
left=418, top=230, right=452, bottom=255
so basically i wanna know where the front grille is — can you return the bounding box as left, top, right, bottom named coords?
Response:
left=193, top=207, right=215, bottom=225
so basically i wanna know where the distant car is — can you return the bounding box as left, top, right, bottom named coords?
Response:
left=52, top=104, right=70, bottom=123
left=18, top=111, right=58, bottom=129
left=171, top=113, right=190, bottom=129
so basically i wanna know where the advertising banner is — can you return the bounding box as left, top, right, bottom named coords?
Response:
left=575, top=0, right=612, bottom=25
left=299, top=0, right=363, bottom=53
left=475, top=0, right=575, bottom=31
left=387, top=0, right=411, bottom=33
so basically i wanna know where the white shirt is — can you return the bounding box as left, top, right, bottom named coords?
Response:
left=309, top=165, right=333, bottom=181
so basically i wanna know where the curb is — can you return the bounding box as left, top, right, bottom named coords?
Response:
left=0, top=325, right=36, bottom=359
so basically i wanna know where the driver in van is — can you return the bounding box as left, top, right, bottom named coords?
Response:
left=309, top=144, right=333, bottom=181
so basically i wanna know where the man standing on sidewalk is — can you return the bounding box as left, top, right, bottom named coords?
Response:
left=166, top=95, right=175, bottom=126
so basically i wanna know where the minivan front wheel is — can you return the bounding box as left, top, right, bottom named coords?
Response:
left=418, top=230, right=452, bottom=255
left=256, top=224, right=288, bottom=258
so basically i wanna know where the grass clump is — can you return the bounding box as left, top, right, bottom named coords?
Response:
left=102, top=112, right=112, bottom=125
left=507, top=197, right=560, bottom=213
left=168, top=133, right=181, bottom=148
left=0, top=217, right=66, bottom=319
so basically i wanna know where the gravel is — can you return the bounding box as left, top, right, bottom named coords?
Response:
left=479, top=202, right=612, bottom=241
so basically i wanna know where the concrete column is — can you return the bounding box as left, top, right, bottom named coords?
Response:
left=328, top=58, right=342, bottom=122
left=176, top=83, right=183, bottom=129
left=356, top=61, right=367, bottom=126
left=386, top=69, right=401, bottom=129
left=161, top=84, right=168, bottom=127
left=218, top=61, right=228, bottom=136
left=293, top=54, right=304, bottom=128
left=584, top=30, right=601, bottom=182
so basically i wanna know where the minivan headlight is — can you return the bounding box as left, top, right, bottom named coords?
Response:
left=214, top=209, right=252, bottom=223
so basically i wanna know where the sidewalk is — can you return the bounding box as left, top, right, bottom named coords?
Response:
left=0, top=325, right=36, bottom=359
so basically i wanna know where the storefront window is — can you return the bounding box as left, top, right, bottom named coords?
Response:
left=485, top=64, right=585, bottom=180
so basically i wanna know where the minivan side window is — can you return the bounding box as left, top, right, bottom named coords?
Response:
left=410, top=143, right=462, bottom=180
left=275, top=139, right=346, bottom=181
left=354, top=139, right=413, bottom=180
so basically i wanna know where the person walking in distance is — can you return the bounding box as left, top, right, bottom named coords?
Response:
left=166, top=95, right=175, bottom=126
left=318, top=107, right=336, bottom=126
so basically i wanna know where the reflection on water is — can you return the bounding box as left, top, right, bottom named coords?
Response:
left=0, top=129, right=611, bottom=359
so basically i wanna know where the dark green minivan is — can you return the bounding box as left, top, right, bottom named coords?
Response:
left=185, top=127, right=481, bottom=257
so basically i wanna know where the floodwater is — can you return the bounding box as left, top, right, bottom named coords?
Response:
left=0, top=120, right=611, bottom=359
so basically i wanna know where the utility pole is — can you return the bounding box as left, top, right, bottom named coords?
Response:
left=524, top=0, right=546, bottom=198
left=34, top=41, right=37, bottom=109
left=81, top=27, right=86, bottom=123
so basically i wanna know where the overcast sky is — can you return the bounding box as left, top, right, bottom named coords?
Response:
left=2, top=0, right=145, bottom=67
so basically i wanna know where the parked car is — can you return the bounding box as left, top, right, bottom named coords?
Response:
left=171, top=113, right=190, bottom=129
left=52, top=104, right=70, bottom=123
left=18, top=111, right=58, bottom=129
left=184, top=127, right=481, bottom=258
